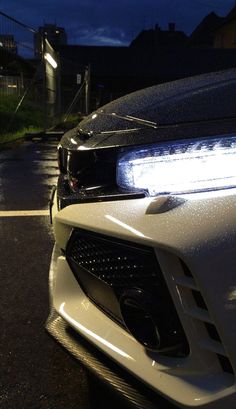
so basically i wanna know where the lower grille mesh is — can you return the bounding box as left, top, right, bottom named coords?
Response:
left=66, top=229, right=189, bottom=357
left=67, top=230, right=162, bottom=294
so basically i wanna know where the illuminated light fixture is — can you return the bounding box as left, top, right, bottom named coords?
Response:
left=8, top=84, right=17, bottom=88
left=117, top=135, right=236, bottom=195
left=44, top=52, right=57, bottom=69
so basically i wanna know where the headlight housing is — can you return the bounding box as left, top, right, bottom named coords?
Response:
left=117, top=135, right=236, bottom=196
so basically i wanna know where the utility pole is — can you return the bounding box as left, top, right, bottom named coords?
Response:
left=84, top=64, right=91, bottom=115
left=56, top=53, right=61, bottom=123
left=41, top=32, right=47, bottom=132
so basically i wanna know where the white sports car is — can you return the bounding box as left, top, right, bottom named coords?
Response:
left=46, top=69, right=236, bottom=409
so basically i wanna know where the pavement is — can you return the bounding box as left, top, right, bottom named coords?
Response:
left=0, top=139, right=125, bottom=409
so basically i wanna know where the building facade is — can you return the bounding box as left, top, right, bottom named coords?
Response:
left=0, top=35, right=17, bottom=54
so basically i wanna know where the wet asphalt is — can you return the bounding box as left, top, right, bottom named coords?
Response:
left=0, top=139, right=125, bottom=409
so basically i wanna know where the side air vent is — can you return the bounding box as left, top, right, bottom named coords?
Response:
left=175, top=259, right=234, bottom=375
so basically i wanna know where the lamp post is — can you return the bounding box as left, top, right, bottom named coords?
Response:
left=41, top=32, right=47, bottom=132
left=41, top=34, right=60, bottom=130
left=84, top=64, right=91, bottom=115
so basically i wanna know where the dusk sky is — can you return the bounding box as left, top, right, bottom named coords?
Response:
left=0, top=0, right=235, bottom=47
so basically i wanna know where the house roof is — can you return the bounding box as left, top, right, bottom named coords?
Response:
left=214, top=5, right=236, bottom=31
left=189, top=12, right=224, bottom=46
left=223, top=5, right=236, bottom=23
left=130, top=27, right=188, bottom=48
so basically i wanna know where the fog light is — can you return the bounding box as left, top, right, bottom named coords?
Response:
left=120, top=288, right=189, bottom=355
left=120, top=288, right=160, bottom=350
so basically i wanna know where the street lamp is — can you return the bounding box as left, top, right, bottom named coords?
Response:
left=44, top=52, right=57, bottom=69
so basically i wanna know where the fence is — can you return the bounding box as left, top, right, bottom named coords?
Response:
left=0, top=11, right=61, bottom=140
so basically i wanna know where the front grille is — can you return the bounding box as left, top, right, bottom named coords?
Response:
left=67, top=229, right=162, bottom=296
left=66, top=229, right=189, bottom=357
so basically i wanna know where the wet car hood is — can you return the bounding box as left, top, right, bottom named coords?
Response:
left=62, top=69, right=236, bottom=151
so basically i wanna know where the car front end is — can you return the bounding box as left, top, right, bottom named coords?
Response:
left=46, top=69, right=236, bottom=408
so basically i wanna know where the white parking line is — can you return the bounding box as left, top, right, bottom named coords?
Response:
left=0, top=210, right=49, bottom=217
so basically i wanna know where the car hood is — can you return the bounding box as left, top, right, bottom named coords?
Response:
left=62, top=69, right=236, bottom=151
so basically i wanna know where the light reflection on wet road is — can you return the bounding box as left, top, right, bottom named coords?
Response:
left=0, top=139, right=125, bottom=409
left=0, top=141, right=58, bottom=211
left=0, top=140, right=90, bottom=409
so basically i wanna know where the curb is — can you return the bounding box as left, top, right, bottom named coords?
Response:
left=25, top=131, right=64, bottom=141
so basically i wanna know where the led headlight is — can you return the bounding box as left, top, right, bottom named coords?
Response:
left=117, top=135, right=236, bottom=196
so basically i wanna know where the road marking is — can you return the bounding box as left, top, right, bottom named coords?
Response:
left=0, top=210, right=49, bottom=217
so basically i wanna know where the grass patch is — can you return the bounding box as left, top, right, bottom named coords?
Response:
left=0, top=126, right=41, bottom=145
left=53, top=113, right=83, bottom=131
left=0, top=95, right=83, bottom=146
left=0, top=94, right=44, bottom=145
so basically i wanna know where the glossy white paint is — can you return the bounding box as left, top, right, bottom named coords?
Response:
left=50, top=191, right=236, bottom=408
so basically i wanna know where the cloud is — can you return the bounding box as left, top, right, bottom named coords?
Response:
left=70, top=26, right=129, bottom=46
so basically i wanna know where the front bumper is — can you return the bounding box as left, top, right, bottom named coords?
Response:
left=47, top=191, right=236, bottom=408
left=46, top=307, right=174, bottom=409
